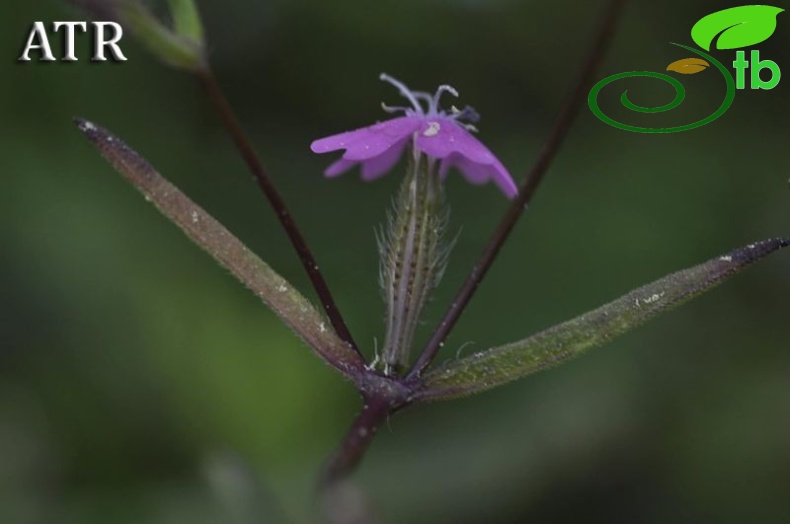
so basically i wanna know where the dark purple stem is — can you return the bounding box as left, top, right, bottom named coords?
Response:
left=320, top=397, right=394, bottom=486
left=408, top=0, right=627, bottom=379
left=197, top=70, right=361, bottom=357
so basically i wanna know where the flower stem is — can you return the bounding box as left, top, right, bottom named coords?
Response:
left=409, top=0, right=627, bottom=379
left=197, top=69, right=361, bottom=356
left=320, top=397, right=393, bottom=486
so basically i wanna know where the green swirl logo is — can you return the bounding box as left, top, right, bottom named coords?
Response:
left=589, top=44, right=735, bottom=134
left=588, top=6, right=784, bottom=134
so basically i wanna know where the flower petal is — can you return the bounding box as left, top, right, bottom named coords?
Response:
left=325, top=158, right=358, bottom=178
left=487, top=160, right=519, bottom=198
left=311, top=116, right=421, bottom=161
left=414, top=117, right=498, bottom=165
left=361, top=138, right=409, bottom=180
left=441, top=153, right=519, bottom=199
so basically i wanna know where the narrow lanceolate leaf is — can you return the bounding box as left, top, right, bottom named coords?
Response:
left=418, top=240, right=789, bottom=401
left=75, top=119, right=366, bottom=378
left=167, top=0, right=205, bottom=43
left=65, top=1, right=205, bottom=70
left=119, top=1, right=206, bottom=71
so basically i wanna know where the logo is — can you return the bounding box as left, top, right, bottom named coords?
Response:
left=588, top=5, right=784, bottom=133
left=17, top=21, right=127, bottom=63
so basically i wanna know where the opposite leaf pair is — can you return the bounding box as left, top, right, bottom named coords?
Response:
left=76, top=117, right=789, bottom=408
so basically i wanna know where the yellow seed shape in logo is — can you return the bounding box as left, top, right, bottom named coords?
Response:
left=666, top=57, right=710, bottom=74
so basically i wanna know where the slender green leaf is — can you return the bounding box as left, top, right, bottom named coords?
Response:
left=691, top=6, right=784, bottom=51
left=418, top=240, right=788, bottom=401
left=75, top=118, right=366, bottom=379
left=119, top=2, right=206, bottom=71
left=168, top=0, right=205, bottom=43
left=64, top=0, right=205, bottom=70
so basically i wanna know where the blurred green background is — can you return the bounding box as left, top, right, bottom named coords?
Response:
left=2, top=0, right=789, bottom=522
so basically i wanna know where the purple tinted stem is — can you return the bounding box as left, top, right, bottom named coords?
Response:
left=319, top=397, right=393, bottom=486
left=198, top=70, right=361, bottom=356
left=408, top=0, right=627, bottom=379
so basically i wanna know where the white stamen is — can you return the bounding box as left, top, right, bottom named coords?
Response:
left=378, top=74, right=472, bottom=123
left=432, top=85, right=459, bottom=113
left=436, top=85, right=459, bottom=97
left=380, top=73, right=423, bottom=114
left=413, top=92, right=433, bottom=114
left=381, top=102, right=412, bottom=114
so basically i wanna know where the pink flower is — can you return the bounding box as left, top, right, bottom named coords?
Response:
left=310, top=74, right=518, bottom=199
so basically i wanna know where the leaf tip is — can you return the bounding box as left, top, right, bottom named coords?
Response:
left=727, top=237, right=790, bottom=267
left=74, top=117, right=92, bottom=131
left=74, top=117, right=105, bottom=141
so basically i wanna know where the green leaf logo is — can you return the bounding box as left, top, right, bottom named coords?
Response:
left=691, top=5, right=784, bottom=51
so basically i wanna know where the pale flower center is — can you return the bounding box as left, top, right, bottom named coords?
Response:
left=423, top=121, right=441, bottom=137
